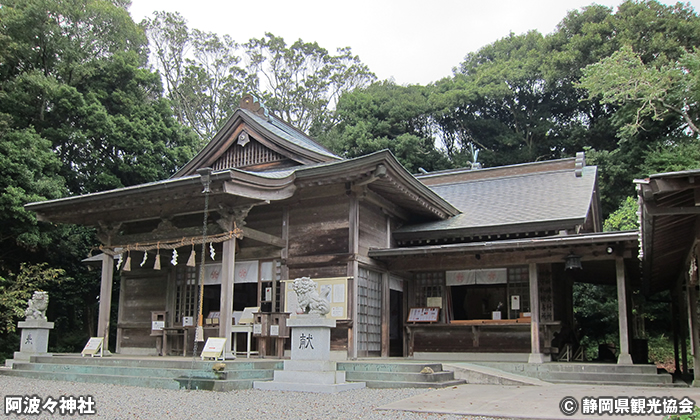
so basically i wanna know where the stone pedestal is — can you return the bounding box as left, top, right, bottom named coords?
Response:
left=13, top=320, right=54, bottom=362
left=254, top=315, right=365, bottom=393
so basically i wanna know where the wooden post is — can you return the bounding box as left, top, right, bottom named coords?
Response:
left=220, top=238, right=236, bottom=359
left=97, top=253, right=114, bottom=353
left=616, top=257, right=634, bottom=365
left=528, top=262, right=546, bottom=363
left=348, top=194, right=359, bottom=360
left=381, top=271, right=390, bottom=358
left=687, top=279, right=700, bottom=386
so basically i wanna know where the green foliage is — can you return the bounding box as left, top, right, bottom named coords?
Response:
left=245, top=33, right=376, bottom=134
left=143, top=12, right=252, bottom=143
left=143, top=13, right=375, bottom=140
left=603, top=196, right=639, bottom=232
left=666, top=406, right=700, bottom=420
left=642, top=138, right=700, bottom=174
left=573, top=283, right=619, bottom=360
left=579, top=46, right=700, bottom=138
left=323, top=82, right=450, bottom=173
left=0, top=263, right=63, bottom=333
left=0, top=0, right=196, bottom=361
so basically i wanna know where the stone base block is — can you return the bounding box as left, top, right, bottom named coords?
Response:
left=273, top=369, right=346, bottom=385
left=19, top=328, right=51, bottom=355
left=528, top=353, right=551, bottom=364
left=13, top=351, right=51, bottom=362
left=284, top=360, right=336, bottom=371
left=253, top=380, right=365, bottom=393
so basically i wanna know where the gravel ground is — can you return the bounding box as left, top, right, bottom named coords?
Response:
left=0, top=375, right=505, bottom=420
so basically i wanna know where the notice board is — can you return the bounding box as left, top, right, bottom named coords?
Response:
left=283, top=277, right=349, bottom=321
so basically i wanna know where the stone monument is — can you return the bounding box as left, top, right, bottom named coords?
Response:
left=254, top=277, right=365, bottom=393
left=12, top=291, right=54, bottom=364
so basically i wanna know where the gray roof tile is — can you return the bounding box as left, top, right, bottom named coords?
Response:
left=398, top=166, right=597, bottom=234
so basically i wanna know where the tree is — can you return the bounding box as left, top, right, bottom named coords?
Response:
left=0, top=264, right=64, bottom=334
left=243, top=33, right=376, bottom=134
left=0, top=0, right=197, bottom=358
left=142, top=12, right=252, bottom=143
left=322, top=82, right=450, bottom=173
left=603, top=196, right=639, bottom=232
left=579, top=45, right=700, bottom=138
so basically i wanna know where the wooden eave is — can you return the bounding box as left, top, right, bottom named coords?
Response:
left=173, top=109, right=339, bottom=178
left=370, top=231, right=639, bottom=261
left=392, top=218, right=592, bottom=244
left=636, top=170, right=700, bottom=294
left=25, top=169, right=297, bottom=226
left=293, top=150, right=460, bottom=220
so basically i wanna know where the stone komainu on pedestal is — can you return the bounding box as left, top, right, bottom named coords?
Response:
left=291, top=276, right=330, bottom=315
left=24, top=291, right=49, bottom=321
left=11, top=291, right=55, bottom=365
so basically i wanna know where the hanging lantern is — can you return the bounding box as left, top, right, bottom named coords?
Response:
left=565, top=252, right=582, bottom=270
left=171, top=248, right=178, bottom=266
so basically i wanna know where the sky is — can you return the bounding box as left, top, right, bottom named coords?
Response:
left=127, top=0, right=700, bottom=86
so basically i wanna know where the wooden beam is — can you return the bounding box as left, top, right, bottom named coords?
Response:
left=240, top=226, right=285, bottom=248
left=286, top=254, right=353, bottom=268
left=645, top=203, right=700, bottom=216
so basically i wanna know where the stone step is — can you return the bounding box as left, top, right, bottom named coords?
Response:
left=351, top=379, right=466, bottom=389
left=475, top=362, right=659, bottom=375
left=9, top=361, right=272, bottom=381
left=545, top=378, right=688, bottom=388
left=542, top=371, right=672, bottom=384
left=337, top=362, right=444, bottom=373
left=29, top=356, right=281, bottom=371
left=470, top=362, right=682, bottom=387
left=1, top=367, right=269, bottom=391
left=337, top=362, right=465, bottom=388
left=344, top=370, right=457, bottom=383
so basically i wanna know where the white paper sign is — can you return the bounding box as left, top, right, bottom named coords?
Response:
left=182, top=316, right=194, bottom=327
left=200, top=337, right=226, bottom=360
left=81, top=337, right=104, bottom=357
left=270, top=325, right=279, bottom=336
left=151, top=321, right=165, bottom=331
left=511, top=295, right=521, bottom=310
left=332, top=284, right=345, bottom=303
left=331, top=306, right=344, bottom=317
left=253, top=324, right=262, bottom=334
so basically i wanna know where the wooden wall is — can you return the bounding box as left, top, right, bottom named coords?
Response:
left=359, top=201, right=388, bottom=255
left=117, top=268, right=168, bottom=352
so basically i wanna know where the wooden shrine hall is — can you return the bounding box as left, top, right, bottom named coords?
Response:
left=27, top=95, right=641, bottom=364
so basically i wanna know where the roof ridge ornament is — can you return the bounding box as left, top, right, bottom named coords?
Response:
left=575, top=151, right=585, bottom=177
left=239, top=94, right=269, bottom=119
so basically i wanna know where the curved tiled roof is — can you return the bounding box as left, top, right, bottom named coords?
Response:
left=397, top=166, right=598, bottom=237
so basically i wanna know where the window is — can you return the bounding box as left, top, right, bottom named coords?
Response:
left=174, top=266, right=197, bottom=325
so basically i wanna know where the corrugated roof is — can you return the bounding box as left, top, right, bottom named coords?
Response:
left=240, top=109, right=339, bottom=160
left=397, top=166, right=597, bottom=236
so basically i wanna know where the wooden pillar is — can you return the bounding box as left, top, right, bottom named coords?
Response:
left=616, top=257, right=634, bottom=364
left=348, top=194, right=359, bottom=360
left=220, top=238, right=236, bottom=359
left=97, top=253, right=114, bottom=353
left=687, top=279, right=700, bottom=386
left=381, top=272, right=390, bottom=358
left=528, top=263, right=547, bottom=363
